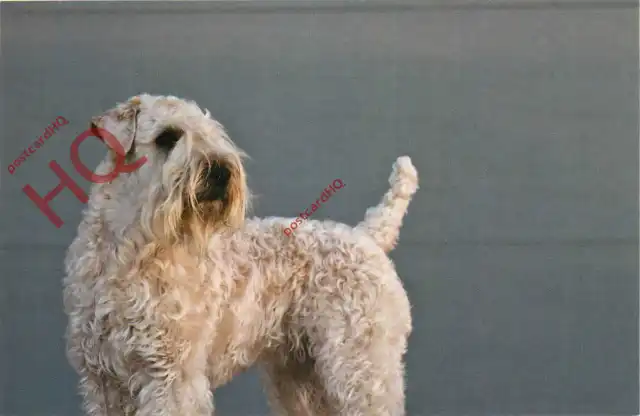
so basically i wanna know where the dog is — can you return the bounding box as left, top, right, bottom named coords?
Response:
left=63, top=94, right=418, bottom=416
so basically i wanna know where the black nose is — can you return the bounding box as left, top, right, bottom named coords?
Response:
left=199, top=163, right=230, bottom=201
left=208, top=163, right=230, bottom=187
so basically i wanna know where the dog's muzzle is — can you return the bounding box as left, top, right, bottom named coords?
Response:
left=198, top=162, right=230, bottom=201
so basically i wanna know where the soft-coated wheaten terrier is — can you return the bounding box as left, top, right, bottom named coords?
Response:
left=63, top=94, right=418, bottom=416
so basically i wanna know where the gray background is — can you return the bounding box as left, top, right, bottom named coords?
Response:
left=1, top=1, right=638, bottom=415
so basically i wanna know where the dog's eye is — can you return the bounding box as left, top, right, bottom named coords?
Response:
left=155, top=127, right=183, bottom=152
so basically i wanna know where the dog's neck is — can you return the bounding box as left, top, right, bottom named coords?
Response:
left=77, top=180, right=152, bottom=255
left=91, top=187, right=216, bottom=252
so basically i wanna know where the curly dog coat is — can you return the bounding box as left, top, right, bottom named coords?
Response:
left=63, top=94, right=418, bottom=416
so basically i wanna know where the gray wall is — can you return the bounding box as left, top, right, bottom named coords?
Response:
left=1, top=1, right=638, bottom=415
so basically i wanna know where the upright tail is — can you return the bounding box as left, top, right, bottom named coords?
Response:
left=356, top=156, right=418, bottom=253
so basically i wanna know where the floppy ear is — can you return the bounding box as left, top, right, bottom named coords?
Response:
left=91, top=98, right=140, bottom=155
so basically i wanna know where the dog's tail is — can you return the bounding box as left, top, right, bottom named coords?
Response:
left=356, top=156, right=418, bottom=253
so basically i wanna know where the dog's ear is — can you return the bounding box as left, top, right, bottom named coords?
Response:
left=91, top=97, right=141, bottom=155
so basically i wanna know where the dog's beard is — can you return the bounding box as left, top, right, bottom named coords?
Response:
left=152, top=157, right=248, bottom=244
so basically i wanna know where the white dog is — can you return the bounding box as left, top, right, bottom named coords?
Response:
left=63, top=94, right=418, bottom=416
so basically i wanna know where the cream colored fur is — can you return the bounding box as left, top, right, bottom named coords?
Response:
left=63, top=94, right=418, bottom=416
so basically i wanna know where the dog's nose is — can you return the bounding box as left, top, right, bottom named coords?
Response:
left=208, top=163, right=230, bottom=187
left=199, top=163, right=230, bottom=201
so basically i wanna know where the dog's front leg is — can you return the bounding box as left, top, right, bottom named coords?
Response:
left=133, top=362, right=213, bottom=416
left=131, top=337, right=214, bottom=416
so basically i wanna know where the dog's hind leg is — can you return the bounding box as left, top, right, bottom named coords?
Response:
left=311, top=320, right=408, bottom=416
left=306, top=268, right=411, bottom=416
left=260, top=347, right=333, bottom=416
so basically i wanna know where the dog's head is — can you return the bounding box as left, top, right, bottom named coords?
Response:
left=90, top=94, right=249, bottom=241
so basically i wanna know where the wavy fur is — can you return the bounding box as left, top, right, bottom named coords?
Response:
left=63, top=94, right=415, bottom=416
